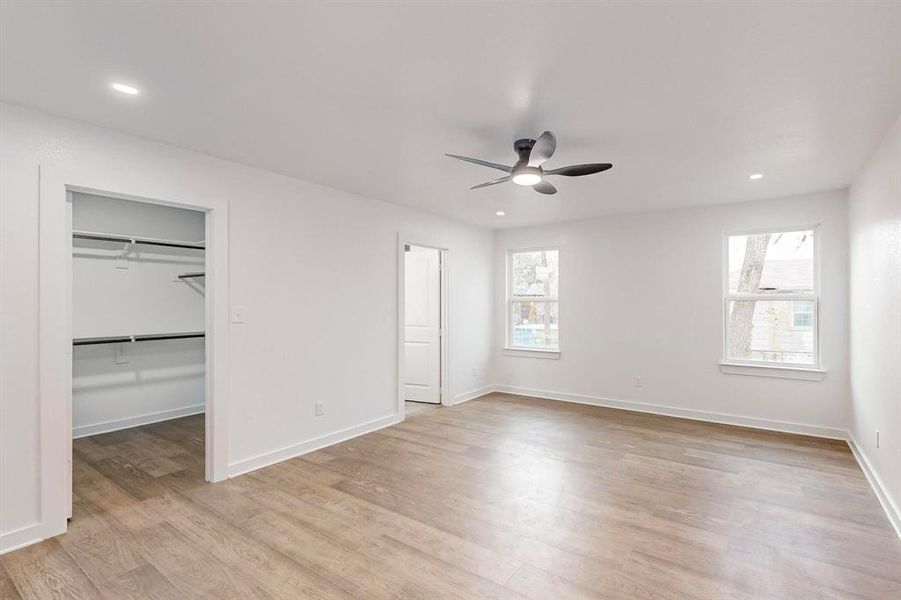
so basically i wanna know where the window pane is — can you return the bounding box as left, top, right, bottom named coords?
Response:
left=727, top=300, right=815, bottom=364
left=512, top=250, right=558, bottom=298
left=728, top=230, right=813, bottom=294
left=792, top=300, right=814, bottom=328
left=511, top=301, right=558, bottom=349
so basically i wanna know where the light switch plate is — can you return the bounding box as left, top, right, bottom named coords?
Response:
left=231, top=305, right=246, bottom=323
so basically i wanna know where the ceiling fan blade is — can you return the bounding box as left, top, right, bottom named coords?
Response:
left=544, top=163, right=613, bottom=177
left=533, top=181, right=557, bottom=195
left=528, top=131, right=557, bottom=167
left=445, top=154, right=512, bottom=173
left=470, top=175, right=511, bottom=190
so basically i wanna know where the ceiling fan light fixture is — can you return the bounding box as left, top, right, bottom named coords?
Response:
left=511, top=167, right=542, bottom=186
left=512, top=173, right=542, bottom=186
left=446, top=131, right=612, bottom=194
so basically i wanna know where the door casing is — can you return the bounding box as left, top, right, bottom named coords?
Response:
left=38, top=169, right=230, bottom=546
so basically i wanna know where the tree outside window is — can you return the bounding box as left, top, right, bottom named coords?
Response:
left=725, top=229, right=817, bottom=365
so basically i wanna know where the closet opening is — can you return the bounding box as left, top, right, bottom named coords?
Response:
left=68, top=192, right=209, bottom=516
left=398, top=239, right=448, bottom=418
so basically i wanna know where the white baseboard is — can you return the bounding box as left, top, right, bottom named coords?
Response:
left=493, top=384, right=847, bottom=440
left=228, top=413, right=402, bottom=478
left=73, top=404, right=206, bottom=439
left=0, top=522, right=44, bottom=555
left=445, top=385, right=495, bottom=407
left=846, top=432, right=901, bottom=539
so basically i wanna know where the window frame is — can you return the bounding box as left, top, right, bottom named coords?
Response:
left=721, top=224, right=822, bottom=372
left=505, top=246, right=560, bottom=357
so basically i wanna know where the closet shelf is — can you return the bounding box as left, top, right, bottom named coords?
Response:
left=178, top=272, right=206, bottom=279
left=73, top=332, right=205, bottom=346
left=73, top=229, right=205, bottom=251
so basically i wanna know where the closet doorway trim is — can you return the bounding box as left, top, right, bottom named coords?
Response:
left=38, top=168, right=230, bottom=545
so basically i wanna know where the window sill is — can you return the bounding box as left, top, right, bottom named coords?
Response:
left=503, top=347, right=561, bottom=359
left=719, top=362, right=825, bottom=381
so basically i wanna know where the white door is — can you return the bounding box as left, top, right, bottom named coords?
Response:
left=404, top=245, right=441, bottom=403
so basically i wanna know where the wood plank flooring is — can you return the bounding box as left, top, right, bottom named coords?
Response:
left=405, top=401, right=438, bottom=417
left=2, top=393, right=899, bottom=599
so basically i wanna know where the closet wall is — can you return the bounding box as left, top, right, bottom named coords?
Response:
left=72, top=193, right=206, bottom=437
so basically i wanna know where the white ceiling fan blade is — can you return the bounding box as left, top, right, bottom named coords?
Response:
left=470, top=175, right=511, bottom=189
left=528, top=131, right=557, bottom=167
left=533, top=181, right=557, bottom=194
left=445, top=154, right=513, bottom=173
left=544, top=163, right=613, bottom=176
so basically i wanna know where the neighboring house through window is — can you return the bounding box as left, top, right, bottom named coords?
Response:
left=507, top=248, right=559, bottom=351
left=724, top=228, right=818, bottom=366
left=792, top=300, right=814, bottom=328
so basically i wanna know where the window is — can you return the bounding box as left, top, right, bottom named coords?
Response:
left=507, top=248, right=559, bottom=351
left=724, top=228, right=818, bottom=366
left=792, top=300, right=814, bottom=328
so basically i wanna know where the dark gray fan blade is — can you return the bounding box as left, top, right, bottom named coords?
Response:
left=528, top=131, right=557, bottom=167
left=533, top=181, right=557, bottom=194
left=544, top=163, right=613, bottom=177
left=445, top=154, right=512, bottom=173
left=470, top=175, right=511, bottom=189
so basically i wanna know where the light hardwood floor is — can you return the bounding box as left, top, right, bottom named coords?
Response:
left=405, top=401, right=438, bottom=417
left=2, top=393, right=899, bottom=599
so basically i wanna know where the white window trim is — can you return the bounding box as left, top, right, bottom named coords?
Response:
left=719, top=362, right=826, bottom=381
left=503, top=346, right=561, bottom=359
left=505, top=246, right=560, bottom=356
left=720, top=224, right=823, bottom=379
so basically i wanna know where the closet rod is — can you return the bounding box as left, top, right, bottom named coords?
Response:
left=73, top=332, right=205, bottom=346
left=72, top=230, right=206, bottom=250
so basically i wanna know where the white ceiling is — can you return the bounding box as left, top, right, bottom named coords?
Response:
left=2, top=2, right=900, bottom=228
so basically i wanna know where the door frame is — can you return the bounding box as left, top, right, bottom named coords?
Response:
left=38, top=168, right=230, bottom=543
left=397, top=232, right=449, bottom=416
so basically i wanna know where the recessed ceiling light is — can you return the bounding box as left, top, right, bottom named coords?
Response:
left=496, top=211, right=505, bottom=216
left=111, top=82, right=139, bottom=95
left=749, top=173, right=763, bottom=180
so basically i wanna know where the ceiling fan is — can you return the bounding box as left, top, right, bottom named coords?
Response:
left=446, top=131, right=612, bottom=195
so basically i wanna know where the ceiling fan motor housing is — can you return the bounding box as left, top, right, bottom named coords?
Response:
left=513, top=138, right=537, bottom=164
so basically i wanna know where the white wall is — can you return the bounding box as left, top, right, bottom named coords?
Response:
left=494, top=190, right=850, bottom=435
left=72, top=193, right=206, bottom=437
left=73, top=193, right=206, bottom=337
left=0, top=103, right=494, bottom=550
left=848, top=115, right=901, bottom=534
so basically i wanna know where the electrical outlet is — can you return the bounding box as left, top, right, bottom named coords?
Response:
left=315, top=401, right=324, bottom=416
left=634, top=376, right=642, bottom=388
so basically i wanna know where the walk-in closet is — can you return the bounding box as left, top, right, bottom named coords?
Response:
left=71, top=192, right=207, bottom=483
